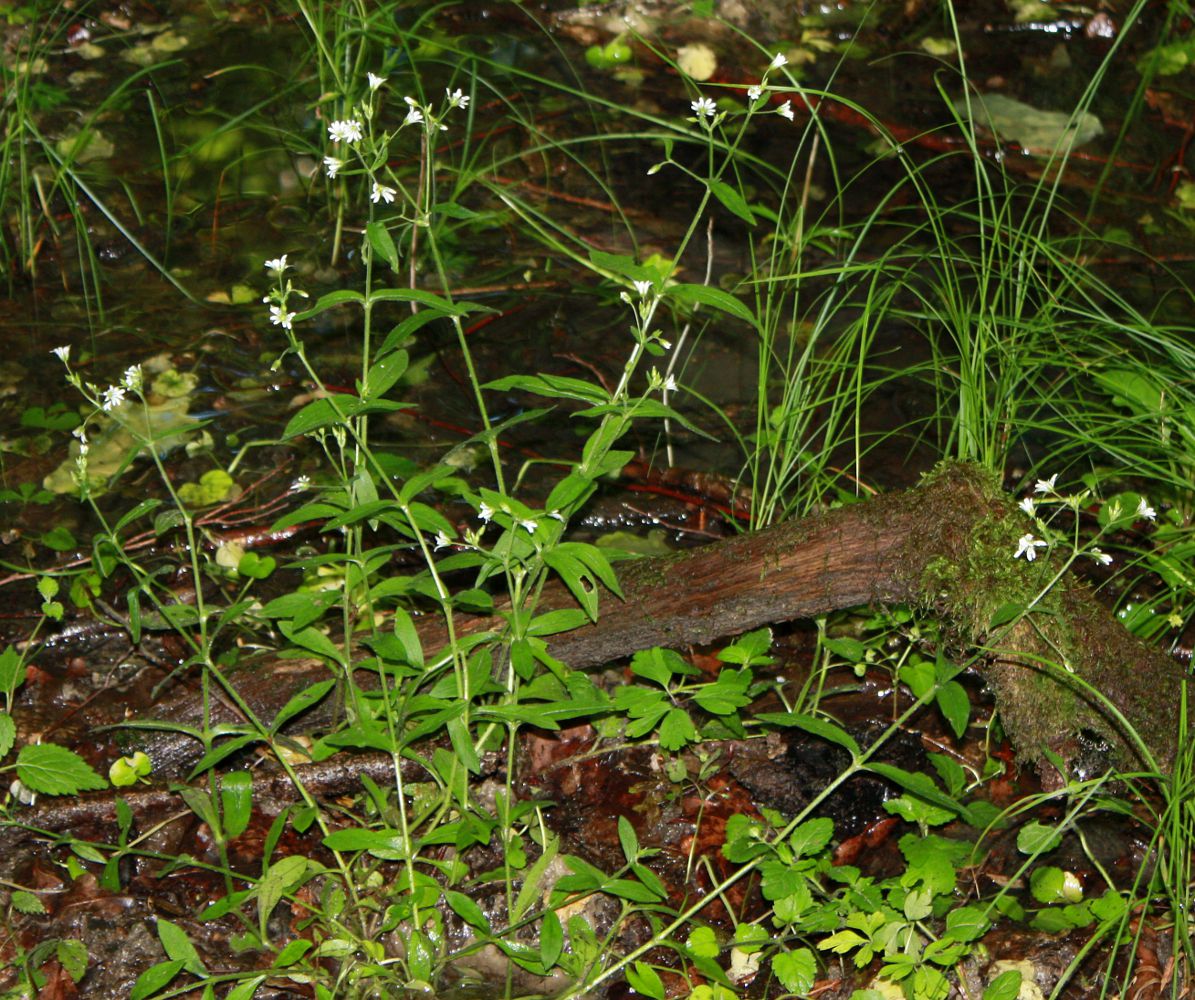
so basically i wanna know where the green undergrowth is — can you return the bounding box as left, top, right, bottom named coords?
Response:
left=1, top=1, right=1193, bottom=998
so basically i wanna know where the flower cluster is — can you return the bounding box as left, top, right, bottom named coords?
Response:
left=260, top=253, right=307, bottom=337
left=1013, top=471, right=1160, bottom=567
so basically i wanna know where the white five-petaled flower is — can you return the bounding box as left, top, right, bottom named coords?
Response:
left=101, top=385, right=126, bottom=411
left=368, top=72, right=387, bottom=91
left=632, top=279, right=654, bottom=298
left=691, top=97, right=717, bottom=119
left=1090, top=547, right=1113, bottom=566
left=404, top=105, right=424, bottom=127
left=291, top=475, right=311, bottom=492
left=520, top=518, right=537, bottom=534
left=747, top=85, right=763, bottom=102
left=769, top=52, right=788, bottom=70
left=52, top=345, right=70, bottom=363
left=371, top=182, right=396, bottom=204
left=264, top=254, right=288, bottom=275
left=1018, top=496, right=1035, bottom=516
left=323, top=156, right=342, bottom=179
left=1137, top=497, right=1156, bottom=521
left=446, top=88, right=470, bottom=109
left=434, top=531, right=452, bottom=551
left=269, top=304, right=295, bottom=329
left=327, top=119, right=363, bottom=143
left=777, top=100, right=794, bottom=121
left=122, top=364, right=143, bottom=392
left=478, top=502, right=494, bottom=523
left=662, top=374, right=678, bottom=393
left=1014, top=533, right=1047, bottom=562
left=1034, top=474, right=1058, bottom=494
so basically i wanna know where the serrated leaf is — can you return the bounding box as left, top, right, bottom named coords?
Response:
left=658, top=707, right=699, bottom=750
left=17, top=743, right=107, bottom=795
left=789, top=817, right=835, bottom=857
left=773, top=948, right=816, bottom=993
left=686, top=925, right=719, bottom=959
left=56, top=939, right=87, bottom=982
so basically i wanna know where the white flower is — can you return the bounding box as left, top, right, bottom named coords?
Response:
left=1034, top=474, right=1058, bottom=494
left=269, top=304, right=296, bottom=330
left=77, top=441, right=89, bottom=457
left=52, top=345, right=70, bottom=363
left=1090, top=547, right=1113, bottom=566
left=323, top=156, right=342, bottom=179
left=368, top=72, right=387, bottom=91
left=291, top=475, right=311, bottom=492
left=548, top=510, right=565, bottom=522
left=691, top=97, right=717, bottom=119
left=263, top=254, right=288, bottom=275
left=101, top=385, right=126, bottom=411
left=371, top=182, right=396, bottom=204
left=1137, top=497, right=1156, bottom=521
left=777, top=100, right=794, bottom=121
left=434, top=531, right=452, bottom=551
left=328, top=119, right=363, bottom=143
left=747, top=85, right=763, bottom=102
left=478, top=502, right=494, bottom=523
left=520, top=518, right=538, bottom=535
left=122, top=364, right=143, bottom=392
left=632, top=279, right=654, bottom=298
left=446, top=87, right=470, bottom=109
left=1014, top=533, right=1047, bottom=562
left=662, top=374, right=678, bottom=393
left=1018, top=496, right=1035, bottom=516
left=9, top=779, right=35, bottom=806
left=769, top=52, right=788, bottom=70
left=72, top=426, right=87, bottom=442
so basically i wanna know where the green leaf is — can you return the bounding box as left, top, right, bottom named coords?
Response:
left=753, top=712, right=860, bottom=757
left=818, top=929, right=867, bottom=954
left=282, top=395, right=360, bottom=439
left=789, top=817, right=835, bottom=857
left=322, top=827, right=409, bottom=860
left=17, top=743, right=107, bottom=795
left=444, top=890, right=490, bottom=933
left=1017, top=821, right=1063, bottom=855
left=527, top=608, right=589, bottom=636
left=276, top=621, right=346, bottom=666
left=130, top=960, right=185, bottom=1000
left=539, top=909, right=564, bottom=968
left=708, top=177, right=756, bottom=225
left=157, top=917, right=207, bottom=976
left=56, top=939, right=88, bottom=982
left=225, top=975, right=266, bottom=1000
left=668, top=283, right=757, bottom=326
left=271, top=680, right=335, bottom=733
left=935, top=680, right=970, bottom=739
left=484, top=372, right=608, bottom=404
left=626, top=962, right=666, bottom=1000
left=0, top=712, right=15, bottom=758
left=368, top=288, right=490, bottom=317
left=983, top=969, right=1023, bottom=1000
left=0, top=645, right=22, bottom=696
left=257, top=855, right=310, bottom=941
left=366, top=220, right=399, bottom=272
left=772, top=948, right=816, bottom=993
left=220, top=771, right=253, bottom=840
left=685, top=925, right=720, bottom=959
left=617, top=815, right=640, bottom=863
left=944, top=904, right=991, bottom=942
left=658, top=707, right=699, bottom=750
left=363, top=350, right=408, bottom=400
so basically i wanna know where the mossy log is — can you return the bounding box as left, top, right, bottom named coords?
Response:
left=136, top=462, right=1181, bottom=776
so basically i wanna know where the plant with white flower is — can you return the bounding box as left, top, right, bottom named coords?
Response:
left=520, top=518, right=538, bottom=535
left=269, top=304, right=296, bottom=330
left=747, top=85, right=763, bottom=103
left=52, top=345, right=70, bottom=364
left=1089, top=547, right=1113, bottom=566
left=1034, top=474, right=1058, bottom=495
left=291, top=475, right=311, bottom=492
left=122, top=364, right=143, bottom=393
left=776, top=100, right=794, bottom=121
left=1014, top=533, right=1047, bottom=561
left=690, top=96, right=718, bottom=124
left=434, top=531, right=452, bottom=551
left=368, top=72, right=386, bottom=91
left=445, top=87, right=470, bottom=109
left=328, top=119, right=364, bottom=144
left=323, top=156, right=342, bottom=179
left=101, top=385, right=126, bottom=411
left=632, top=279, right=654, bottom=299
left=402, top=96, right=425, bottom=128
left=264, top=254, right=288, bottom=275
left=371, top=182, right=396, bottom=204
left=478, top=501, right=494, bottom=523
left=1018, top=496, right=1036, bottom=516
left=1136, top=497, right=1156, bottom=521
left=769, top=52, right=789, bottom=70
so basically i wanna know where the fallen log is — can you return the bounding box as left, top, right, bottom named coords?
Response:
left=89, top=462, right=1191, bottom=779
